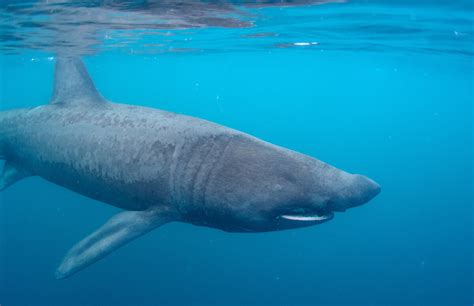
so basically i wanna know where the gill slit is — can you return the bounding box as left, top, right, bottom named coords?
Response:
left=202, top=136, right=233, bottom=209
left=190, top=138, right=218, bottom=207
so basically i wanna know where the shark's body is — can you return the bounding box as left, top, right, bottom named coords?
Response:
left=2, top=100, right=240, bottom=214
left=0, top=58, right=380, bottom=279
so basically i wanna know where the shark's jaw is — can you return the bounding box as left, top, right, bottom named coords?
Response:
left=281, top=212, right=334, bottom=222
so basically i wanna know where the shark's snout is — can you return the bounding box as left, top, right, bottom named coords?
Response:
left=354, top=174, right=381, bottom=204
left=329, top=174, right=381, bottom=212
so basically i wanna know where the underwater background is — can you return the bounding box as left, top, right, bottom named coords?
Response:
left=0, top=1, right=473, bottom=305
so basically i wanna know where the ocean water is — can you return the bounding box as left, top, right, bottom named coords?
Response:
left=0, top=1, right=473, bottom=305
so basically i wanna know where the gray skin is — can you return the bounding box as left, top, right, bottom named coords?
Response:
left=0, top=57, right=380, bottom=279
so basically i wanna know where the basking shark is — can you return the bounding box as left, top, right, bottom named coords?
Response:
left=0, top=57, right=380, bottom=279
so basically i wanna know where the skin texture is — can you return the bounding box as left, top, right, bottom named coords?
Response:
left=0, top=58, right=380, bottom=279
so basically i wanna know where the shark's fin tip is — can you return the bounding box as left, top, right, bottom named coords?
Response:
left=0, top=161, right=31, bottom=191
left=50, top=56, right=106, bottom=106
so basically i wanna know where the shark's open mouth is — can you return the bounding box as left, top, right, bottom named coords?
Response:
left=281, top=212, right=334, bottom=222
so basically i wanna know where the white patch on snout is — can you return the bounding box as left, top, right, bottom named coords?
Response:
left=281, top=212, right=334, bottom=222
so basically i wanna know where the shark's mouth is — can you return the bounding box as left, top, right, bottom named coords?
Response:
left=281, top=212, right=334, bottom=222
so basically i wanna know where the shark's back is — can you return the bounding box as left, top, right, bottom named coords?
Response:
left=0, top=59, right=240, bottom=211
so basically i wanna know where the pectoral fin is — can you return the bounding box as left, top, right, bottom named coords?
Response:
left=0, top=162, right=31, bottom=191
left=56, top=208, right=173, bottom=279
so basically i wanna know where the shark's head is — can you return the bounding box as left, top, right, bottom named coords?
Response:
left=274, top=172, right=381, bottom=229
left=195, top=135, right=381, bottom=232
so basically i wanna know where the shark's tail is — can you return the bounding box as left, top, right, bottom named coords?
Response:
left=0, top=109, right=9, bottom=160
left=0, top=110, right=32, bottom=191
left=0, top=111, right=4, bottom=159
left=0, top=111, right=8, bottom=190
left=0, top=108, right=17, bottom=160
left=1, top=56, right=106, bottom=192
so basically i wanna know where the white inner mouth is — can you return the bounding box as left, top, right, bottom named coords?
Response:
left=281, top=212, right=334, bottom=222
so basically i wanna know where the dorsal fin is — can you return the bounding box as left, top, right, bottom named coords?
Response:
left=50, top=57, right=106, bottom=106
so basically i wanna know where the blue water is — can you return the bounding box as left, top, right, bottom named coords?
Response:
left=0, top=1, right=473, bottom=305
